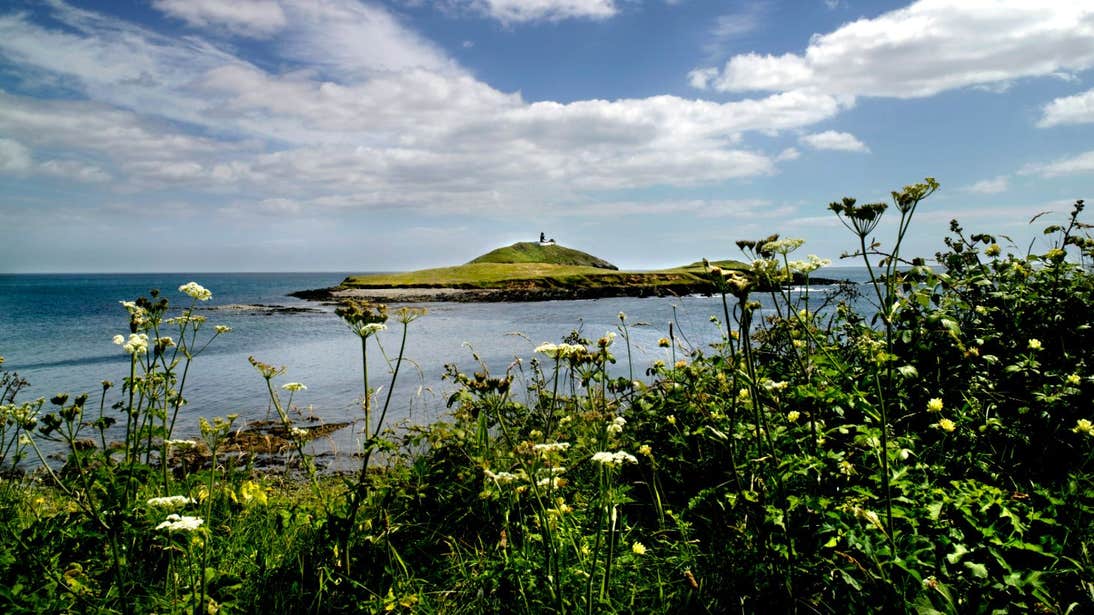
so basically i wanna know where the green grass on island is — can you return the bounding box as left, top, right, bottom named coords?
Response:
left=342, top=241, right=748, bottom=293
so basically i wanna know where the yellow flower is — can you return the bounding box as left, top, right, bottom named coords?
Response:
left=1067, top=374, right=1082, bottom=386
left=631, top=541, right=647, bottom=555
left=786, top=410, right=801, bottom=423
left=1028, top=338, right=1042, bottom=351
left=638, top=444, right=652, bottom=456
left=658, top=337, right=670, bottom=348
left=666, top=415, right=676, bottom=426
left=985, top=243, right=1001, bottom=257
left=926, top=398, right=943, bottom=413
left=937, top=418, right=956, bottom=433
left=1073, top=419, right=1093, bottom=436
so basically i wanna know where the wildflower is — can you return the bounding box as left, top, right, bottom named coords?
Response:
left=762, top=380, right=788, bottom=392
left=985, top=243, right=1001, bottom=257
left=926, top=398, right=943, bottom=413
left=1067, top=373, right=1082, bottom=386
left=239, top=480, right=268, bottom=506
left=762, top=238, right=805, bottom=255
left=214, top=325, right=232, bottom=334
left=974, top=305, right=987, bottom=315
left=786, top=410, right=801, bottom=423
left=147, top=495, right=194, bottom=509
left=937, top=418, right=956, bottom=433
left=638, top=444, right=652, bottom=456
left=658, top=337, right=670, bottom=348
left=289, top=427, right=309, bottom=439
left=606, top=416, right=626, bottom=436
left=666, top=415, right=676, bottom=426
left=631, top=541, right=647, bottom=556
left=533, top=442, right=570, bottom=454
left=282, top=382, right=307, bottom=392
left=1028, top=338, right=1043, bottom=351
left=155, top=513, right=204, bottom=532
left=839, top=460, right=855, bottom=476
left=537, top=477, right=566, bottom=489
left=674, top=359, right=687, bottom=369
left=249, top=356, right=286, bottom=380
left=114, top=333, right=149, bottom=355
left=618, top=312, right=626, bottom=322
left=484, top=469, right=522, bottom=485
left=395, top=306, right=427, bottom=324
left=357, top=323, right=387, bottom=337
left=1074, top=419, right=1093, bottom=436
left=591, top=450, right=638, bottom=467
left=178, top=282, right=212, bottom=301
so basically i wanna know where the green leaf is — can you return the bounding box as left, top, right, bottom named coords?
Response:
left=964, top=561, right=989, bottom=579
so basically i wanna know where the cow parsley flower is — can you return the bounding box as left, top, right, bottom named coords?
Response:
left=147, top=495, right=194, bottom=509
left=114, top=333, right=149, bottom=355
left=533, top=442, right=570, bottom=454
left=281, top=382, right=307, bottom=392
left=178, top=282, right=212, bottom=301
left=155, top=513, right=204, bottom=532
left=591, top=451, right=638, bottom=467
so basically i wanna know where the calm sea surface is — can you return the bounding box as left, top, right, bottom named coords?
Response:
left=0, top=270, right=871, bottom=451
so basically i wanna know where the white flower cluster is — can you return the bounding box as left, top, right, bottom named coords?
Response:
left=289, top=427, right=310, bottom=439
left=147, top=495, right=194, bottom=509
left=281, top=382, right=307, bottom=392
left=484, top=469, right=524, bottom=485
left=178, top=282, right=212, bottom=301
left=533, top=442, right=571, bottom=454
left=606, top=416, right=626, bottom=436
left=351, top=322, right=387, bottom=338
left=155, top=513, right=204, bottom=532
left=591, top=450, right=638, bottom=467
left=113, top=333, right=149, bottom=355
left=787, top=255, right=832, bottom=274
left=762, top=238, right=805, bottom=255
left=534, top=343, right=586, bottom=359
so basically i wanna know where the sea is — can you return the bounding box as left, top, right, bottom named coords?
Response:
left=0, top=269, right=871, bottom=457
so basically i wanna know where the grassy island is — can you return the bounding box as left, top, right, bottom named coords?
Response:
left=296, top=241, right=768, bottom=302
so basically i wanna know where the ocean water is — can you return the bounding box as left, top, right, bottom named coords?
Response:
left=0, top=269, right=871, bottom=452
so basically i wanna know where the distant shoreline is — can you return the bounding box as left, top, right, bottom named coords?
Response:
left=290, top=275, right=851, bottom=304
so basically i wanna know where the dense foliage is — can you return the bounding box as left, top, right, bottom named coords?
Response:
left=0, top=181, right=1091, bottom=613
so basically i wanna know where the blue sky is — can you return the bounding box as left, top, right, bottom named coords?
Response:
left=1, top=0, right=1092, bottom=272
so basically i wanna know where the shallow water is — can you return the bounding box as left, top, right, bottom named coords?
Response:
left=0, top=269, right=871, bottom=454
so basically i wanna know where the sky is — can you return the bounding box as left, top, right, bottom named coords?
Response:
left=1, top=0, right=1092, bottom=273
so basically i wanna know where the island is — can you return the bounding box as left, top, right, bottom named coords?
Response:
left=291, top=239, right=843, bottom=303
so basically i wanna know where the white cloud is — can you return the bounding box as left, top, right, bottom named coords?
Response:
left=691, top=2, right=1094, bottom=98
left=799, top=130, right=868, bottom=152
left=1020, top=150, right=1094, bottom=178
left=965, top=175, right=1009, bottom=194
left=465, top=0, right=617, bottom=23
left=152, top=0, right=287, bottom=38
left=775, top=147, right=800, bottom=162
left=0, top=137, right=32, bottom=172
left=1038, top=87, right=1094, bottom=127
left=39, top=159, right=112, bottom=183
left=0, top=1, right=855, bottom=219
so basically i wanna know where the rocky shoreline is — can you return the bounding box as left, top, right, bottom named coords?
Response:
left=290, top=276, right=851, bottom=304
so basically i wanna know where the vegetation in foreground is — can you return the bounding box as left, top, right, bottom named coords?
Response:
left=1, top=179, right=1092, bottom=613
